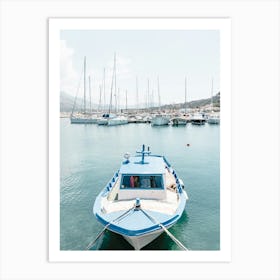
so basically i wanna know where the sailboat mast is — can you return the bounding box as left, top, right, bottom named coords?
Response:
left=136, top=77, right=138, bottom=111
left=98, top=84, right=102, bottom=112
left=211, top=77, right=214, bottom=110
left=84, top=56, right=86, bottom=114
left=103, top=68, right=106, bottom=112
left=88, top=76, right=92, bottom=114
left=147, top=78, right=150, bottom=111
left=126, top=90, right=128, bottom=112
left=109, top=53, right=116, bottom=114
left=157, top=76, right=161, bottom=110
left=114, top=55, right=117, bottom=113
left=151, top=89, right=154, bottom=109
left=115, top=92, right=117, bottom=113
left=118, top=88, right=120, bottom=112
left=185, top=76, right=187, bottom=114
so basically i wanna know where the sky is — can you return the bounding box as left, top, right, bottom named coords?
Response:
left=60, top=30, right=220, bottom=108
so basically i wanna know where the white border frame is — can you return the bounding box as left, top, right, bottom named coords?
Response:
left=49, top=18, right=231, bottom=262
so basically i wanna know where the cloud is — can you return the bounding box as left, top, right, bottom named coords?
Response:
left=60, top=40, right=80, bottom=95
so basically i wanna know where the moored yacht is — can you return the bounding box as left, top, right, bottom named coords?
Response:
left=107, top=115, right=129, bottom=126
left=151, top=114, right=170, bottom=126
left=190, top=113, right=206, bottom=125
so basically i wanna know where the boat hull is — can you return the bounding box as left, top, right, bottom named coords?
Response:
left=191, top=120, right=205, bottom=125
left=70, top=117, right=96, bottom=124
left=207, top=118, right=220, bottom=124
left=107, top=117, right=128, bottom=126
left=122, top=227, right=168, bottom=250
left=97, top=119, right=108, bottom=125
left=151, top=116, right=170, bottom=126
left=171, top=118, right=187, bottom=126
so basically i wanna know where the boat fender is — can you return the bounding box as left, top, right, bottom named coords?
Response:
left=178, top=178, right=185, bottom=189
left=177, top=184, right=182, bottom=193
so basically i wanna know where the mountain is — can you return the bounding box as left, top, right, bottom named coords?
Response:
left=162, top=92, right=220, bottom=110
left=60, top=91, right=76, bottom=112
left=60, top=91, right=99, bottom=112
left=60, top=91, right=220, bottom=112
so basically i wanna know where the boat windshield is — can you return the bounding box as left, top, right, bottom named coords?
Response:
left=121, top=175, right=163, bottom=189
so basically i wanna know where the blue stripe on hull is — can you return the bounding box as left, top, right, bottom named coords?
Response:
left=95, top=211, right=179, bottom=237
left=94, top=193, right=187, bottom=238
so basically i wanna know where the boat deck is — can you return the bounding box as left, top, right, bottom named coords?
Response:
left=101, top=169, right=179, bottom=216
left=101, top=189, right=179, bottom=215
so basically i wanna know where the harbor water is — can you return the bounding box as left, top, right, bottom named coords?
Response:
left=60, top=119, right=220, bottom=250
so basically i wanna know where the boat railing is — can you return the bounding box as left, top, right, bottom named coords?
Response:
left=102, top=171, right=120, bottom=197
left=172, top=169, right=183, bottom=194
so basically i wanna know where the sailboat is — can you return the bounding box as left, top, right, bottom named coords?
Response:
left=151, top=77, right=170, bottom=126
left=207, top=78, right=220, bottom=124
left=96, top=64, right=115, bottom=125
left=171, top=77, right=188, bottom=126
left=70, top=57, right=95, bottom=124
left=106, top=53, right=128, bottom=126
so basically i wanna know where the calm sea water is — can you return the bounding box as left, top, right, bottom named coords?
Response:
left=60, top=118, right=220, bottom=250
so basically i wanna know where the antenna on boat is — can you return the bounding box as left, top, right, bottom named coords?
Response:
left=136, top=144, right=151, bottom=164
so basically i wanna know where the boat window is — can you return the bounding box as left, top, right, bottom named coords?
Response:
left=121, top=175, right=163, bottom=189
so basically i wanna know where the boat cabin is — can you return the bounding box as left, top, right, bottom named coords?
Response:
left=117, top=154, right=167, bottom=200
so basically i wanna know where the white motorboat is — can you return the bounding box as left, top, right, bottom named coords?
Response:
left=190, top=113, right=206, bottom=125
left=107, top=115, right=129, bottom=126
left=171, top=117, right=187, bottom=126
left=151, top=114, right=170, bottom=126
left=93, top=145, right=188, bottom=250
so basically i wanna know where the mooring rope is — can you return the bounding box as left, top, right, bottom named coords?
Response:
left=140, top=208, right=189, bottom=251
left=86, top=206, right=135, bottom=250
left=87, top=204, right=189, bottom=251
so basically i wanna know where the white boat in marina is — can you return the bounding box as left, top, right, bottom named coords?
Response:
left=97, top=113, right=116, bottom=125
left=150, top=78, right=170, bottom=126
left=107, top=115, right=129, bottom=126
left=171, top=117, right=187, bottom=126
left=70, top=57, right=96, bottom=124
left=207, top=79, right=220, bottom=124
left=128, top=115, right=137, bottom=123
left=207, top=113, right=220, bottom=124
left=92, top=145, right=188, bottom=250
left=97, top=53, right=119, bottom=126
left=143, top=115, right=152, bottom=123
left=190, top=113, right=206, bottom=125
left=70, top=113, right=97, bottom=124
left=151, top=114, right=170, bottom=126
left=135, top=115, right=145, bottom=123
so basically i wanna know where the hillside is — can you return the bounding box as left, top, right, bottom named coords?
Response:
left=60, top=91, right=220, bottom=112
